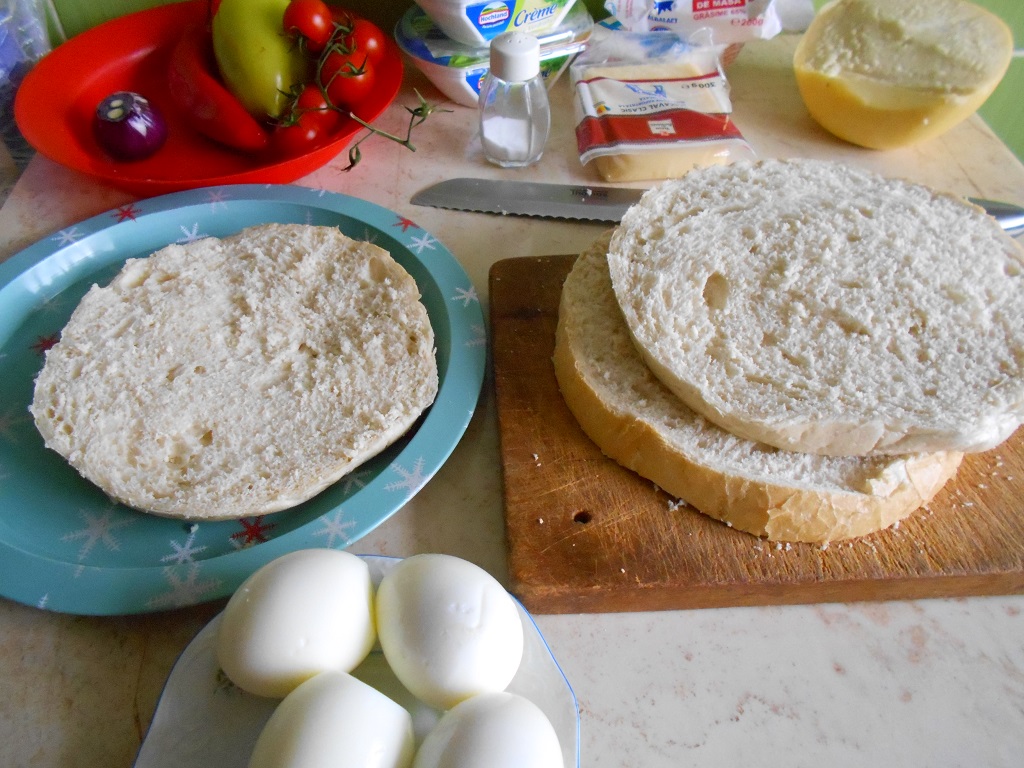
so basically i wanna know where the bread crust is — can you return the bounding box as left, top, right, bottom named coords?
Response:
left=31, top=224, right=438, bottom=520
left=555, top=233, right=962, bottom=542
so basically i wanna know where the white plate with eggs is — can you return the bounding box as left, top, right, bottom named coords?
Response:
left=134, top=554, right=579, bottom=768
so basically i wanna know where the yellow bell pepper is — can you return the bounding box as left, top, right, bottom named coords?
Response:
left=212, top=0, right=311, bottom=119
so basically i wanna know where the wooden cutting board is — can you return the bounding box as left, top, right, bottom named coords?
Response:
left=491, top=255, right=1024, bottom=614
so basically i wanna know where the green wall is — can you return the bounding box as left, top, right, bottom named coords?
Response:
left=971, top=0, right=1023, bottom=161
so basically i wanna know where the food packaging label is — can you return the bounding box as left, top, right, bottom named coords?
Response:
left=604, top=0, right=782, bottom=44
left=571, top=28, right=756, bottom=181
left=415, top=0, right=579, bottom=46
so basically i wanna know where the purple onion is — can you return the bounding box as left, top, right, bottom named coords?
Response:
left=93, top=91, right=168, bottom=161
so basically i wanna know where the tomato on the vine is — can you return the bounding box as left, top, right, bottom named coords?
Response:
left=271, top=119, right=320, bottom=158
left=282, top=6, right=388, bottom=113
left=328, top=7, right=357, bottom=30
left=295, top=83, right=340, bottom=130
left=326, top=10, right=386, bottom=65
left=319, top=50, right=375, bottom=110
left=283, top=0, right=333, bottom=54
left=271, top=83, right=340, bottom=157
left=347, top=19, right=387, bottom=65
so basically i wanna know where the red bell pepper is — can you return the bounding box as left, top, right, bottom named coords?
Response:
left=166, top=25, right=270, bottom=153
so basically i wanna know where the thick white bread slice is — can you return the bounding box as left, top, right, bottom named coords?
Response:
left=31, top=224, right=438, bottom=521
left=555, top=233, right=962, bottom=542
left=607, top=159, right=1024, bottom=457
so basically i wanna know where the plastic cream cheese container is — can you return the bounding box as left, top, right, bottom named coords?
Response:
left=396, top=1, right=592, bottom=107
left=413, top=0, right=578, bottom=47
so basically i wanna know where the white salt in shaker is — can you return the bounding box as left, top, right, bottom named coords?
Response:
left=478, top=31, right=550, bottom=168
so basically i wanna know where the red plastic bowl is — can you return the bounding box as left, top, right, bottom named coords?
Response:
left=14, top=0, right=403, bottom=196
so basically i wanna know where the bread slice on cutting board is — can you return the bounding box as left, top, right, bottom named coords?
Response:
left=606, top=159, right=1024, bottom=457
left=31, top=224, right=438, bottom=521
left=554, top=232, right=963, bottom=543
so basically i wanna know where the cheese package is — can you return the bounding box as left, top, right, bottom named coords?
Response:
left=571, top=28, right=756, bottom=182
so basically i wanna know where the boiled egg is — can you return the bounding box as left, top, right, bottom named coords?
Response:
left=412, top=692, right=563, bottom=768
left=352, top=652, right=443, bottom=747
left=249, top=670, right=415, bottom=768
left=375, top=554, right=524, bottom=710
left=216, top=548, right=376, bottom=698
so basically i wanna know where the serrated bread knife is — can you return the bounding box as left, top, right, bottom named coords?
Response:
left=411, top=178, right=645, bottom=224
left=411, top=178, right=1024, bottom=237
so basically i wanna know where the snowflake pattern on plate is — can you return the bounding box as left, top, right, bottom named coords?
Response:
left=0, top=185, right=486, bottom=615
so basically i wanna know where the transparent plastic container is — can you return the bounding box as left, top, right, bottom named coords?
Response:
left=479, top=31, right=550, bottom=167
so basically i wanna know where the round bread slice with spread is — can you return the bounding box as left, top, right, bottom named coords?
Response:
left=606, top=159, right=1024, bottom=457
left=31, top=223, right=438, bottom=521
left=556, top=232, right=962, bottom=543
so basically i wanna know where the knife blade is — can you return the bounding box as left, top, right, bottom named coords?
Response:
left=411, top=178, right=644, bottom=223
left=411, top=177, right=1024, bottom=236
left=976, top=198, right=1024, bottom=237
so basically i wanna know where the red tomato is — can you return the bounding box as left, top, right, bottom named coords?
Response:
left=347, top=19, right=387, bottom=64
left=293, top=83, right=340, bottom=132
left=328, top=6, right=357, bottom=30
left=271, top=119, right=320, bottom=158
left=323, top=10, right=386, bottom=64
left=283, top=0, right=333, bottom=54
left=319, top=50, right=375, bottom=110
left=271, top=83, right=339, bottom=157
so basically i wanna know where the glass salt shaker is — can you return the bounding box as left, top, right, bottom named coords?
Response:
left=478, top=31, right=550, bottom=168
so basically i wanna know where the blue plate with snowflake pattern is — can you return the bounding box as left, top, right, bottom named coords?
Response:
left=0, top=184, right=486, bottom=615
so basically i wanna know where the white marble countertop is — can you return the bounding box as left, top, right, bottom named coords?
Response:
left=1, top=34, right=1023, bottom=767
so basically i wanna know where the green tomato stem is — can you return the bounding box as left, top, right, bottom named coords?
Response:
left=342, top=90, right=451, bottom=171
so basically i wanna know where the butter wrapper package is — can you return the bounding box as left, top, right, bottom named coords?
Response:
left=571, top=28, right=756, bottom=182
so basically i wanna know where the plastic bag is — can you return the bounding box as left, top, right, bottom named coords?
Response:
left=571, top=27, right=756, bottom=182
left=604, top=0, right=782, bottom=44
left=0, top=0, right=53, bottom=170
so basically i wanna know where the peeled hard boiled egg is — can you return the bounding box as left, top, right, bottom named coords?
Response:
left=216, top=548, right=376, bottom=698
left=249, top=671, right=416, bottom=768
left=376, top=554, right=524, bottom=710
left=352, top=652, right=443, bottom=746
left=412, top=692, right=563, bottom=768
